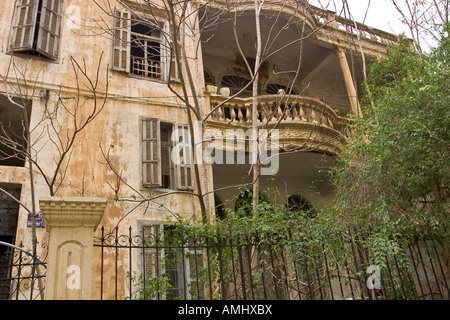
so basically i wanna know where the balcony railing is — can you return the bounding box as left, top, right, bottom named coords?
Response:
left=208, top=94, right=351, bottom=132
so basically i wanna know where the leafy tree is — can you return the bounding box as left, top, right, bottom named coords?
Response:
left=329, top=24, right=449, bottom=245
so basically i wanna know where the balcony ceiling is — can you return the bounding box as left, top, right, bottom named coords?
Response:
left=212, top=151, right=336, bottom=210
left=200, top=10, right=366, bottom=114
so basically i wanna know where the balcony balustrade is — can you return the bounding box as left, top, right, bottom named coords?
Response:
left=206, top=94, right=352, bottom=154
left=209, top=94, right=350, bottom=129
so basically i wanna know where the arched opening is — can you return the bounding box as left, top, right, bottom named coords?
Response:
left=286, top=194, right=314, bottom=217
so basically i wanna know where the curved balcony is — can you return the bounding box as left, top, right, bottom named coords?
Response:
left=206, top=94, right=352, bottom=155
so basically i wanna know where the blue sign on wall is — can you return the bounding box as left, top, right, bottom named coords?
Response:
left=27, top=214, right=44, bottom=228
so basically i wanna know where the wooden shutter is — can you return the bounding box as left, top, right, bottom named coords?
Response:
left=173, top=124, right=193, bottom=190
left=9, top=0, right=39, bottom=52
left=143, top=225, right=164, bottom=278
left=142, top=118, right=161, bottom=187
left=36, top=0, right=64, bottom=59
left=164, top=21, right=182, bottom=82
left=111, top=8, right=130, bottom=72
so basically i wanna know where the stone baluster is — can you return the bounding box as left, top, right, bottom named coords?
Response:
left=322, top=113, right=329, bottom=127
left=237, top=105, right=244, bottom=122
left=311, top=106, right=319, bottom=125
left=287, top=103, right=295, bottom=121
left=277, top=103, right=283, bottom=121
left=318, top=108, right=324, bottom=125
left=270, top=102, right=277, bottom=122
left=262, top=102, right=270, bottom=123
left=245, top=103, right=252, bottom=123
left=299, top=103, right=307, bottom=122
left=328, top=115, right=334, bottom=129
left=217, top=104, right=224, bottom=121
left=257, top=103, right=263, bottom=123
left=258, top=103, right=265, bottom=123
left=230, top=105, right=237, bottom=123
left=293, top=103, right=300, bottom=121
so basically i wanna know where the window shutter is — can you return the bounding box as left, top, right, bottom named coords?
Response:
left=173, top=124, right=193, bottom=190
left=170, top=48, right=182, bottom=82
left=143, top=225, right=165, bottom=278
left=9, top=0, right=39, bottom=52
left=111, top=8, right=130, bottom=72
left=36, top=0, right=64, bottom=59
left=164, top=21, right=182, bottom=82
left=142, top=118, right=161, bottom=187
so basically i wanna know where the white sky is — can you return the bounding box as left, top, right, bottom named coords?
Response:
left=310, top=0, right=409, bottom=35
left=309, top=0, right=438, bottom=50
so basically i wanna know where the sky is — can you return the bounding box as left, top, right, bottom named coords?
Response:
left=310, top=0, right=408, bottom=35
left=309, top=0, right=439, bottom=50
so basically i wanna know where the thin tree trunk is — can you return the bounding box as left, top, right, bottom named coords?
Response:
left=252, top=0, right=262, bottom=218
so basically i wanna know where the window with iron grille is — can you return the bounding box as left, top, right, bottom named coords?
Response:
left=9, top=0, right=64, bottom=60
left=111, top=9, right=182, bottom=82
left=141, top=118, right=193, bottom=190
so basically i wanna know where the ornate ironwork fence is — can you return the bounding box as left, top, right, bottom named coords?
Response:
left=93, top=225, right=449, bottom=300
left=0, top=241, right=47, bottom=300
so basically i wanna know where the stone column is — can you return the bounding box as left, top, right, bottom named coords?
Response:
left=335, top=46, right=362, bottom=118
left=40, top=197, right=107, bottom=300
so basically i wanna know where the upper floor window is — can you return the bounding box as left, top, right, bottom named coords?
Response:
left=112, top=9, right=181, bottom=82
left=9, top=0, right=64, bottom=60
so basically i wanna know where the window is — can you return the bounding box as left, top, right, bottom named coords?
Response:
left=9, top=0, right=64, bottom=60
left=0, top=95, right=32, bottom=167
left=141, top=119, right=193, bottom=190
left=143, top=224, right=201, bottom=300
left=112, top=9, right=182, bottom=81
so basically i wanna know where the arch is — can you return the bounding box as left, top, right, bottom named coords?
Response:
left=265, top=82, right=298, bottom=95
left=286, top=194, right=314, bottom=217
left=204, top=69, right=215, bottom=85
left=220, top=74, right=252, bottom=97
left=234, top=189, right=269, bottom=216
left=214, top=194, right=227, bottom=219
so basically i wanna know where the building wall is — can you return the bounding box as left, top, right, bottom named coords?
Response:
left=0, top=0, right=201, bottom=255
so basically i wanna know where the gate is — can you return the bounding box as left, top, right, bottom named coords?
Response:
left=0, top=241, right=47, bottom=300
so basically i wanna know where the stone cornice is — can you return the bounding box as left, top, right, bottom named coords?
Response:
left=40, top=197, right=107, bottom=232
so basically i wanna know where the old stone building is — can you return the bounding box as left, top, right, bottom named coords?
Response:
left=4, top=0, right=443, bottom=300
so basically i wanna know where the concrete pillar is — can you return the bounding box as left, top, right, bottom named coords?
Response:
left=40, top=197, right=107, bottom=300
left=335, top=46, right=362, bottom=118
